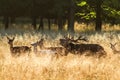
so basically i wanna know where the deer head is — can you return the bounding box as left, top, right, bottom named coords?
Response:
left=7, top=36, right=15, bottom=47
left=110, top=43, right=120, bottom=54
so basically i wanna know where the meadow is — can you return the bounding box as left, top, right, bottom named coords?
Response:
left=0, top=23, right=120, bottom=80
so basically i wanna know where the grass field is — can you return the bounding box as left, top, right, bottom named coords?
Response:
left=0, top=24, right=120, bottom=80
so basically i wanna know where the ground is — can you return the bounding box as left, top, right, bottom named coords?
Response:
left=0, top=24, right=120, bottom=80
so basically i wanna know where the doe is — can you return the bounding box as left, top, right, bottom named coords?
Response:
left=7, top=36, right=31, bottom=56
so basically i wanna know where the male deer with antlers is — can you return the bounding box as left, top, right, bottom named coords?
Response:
left=60, top=35, right=107, bottom=58
left=7, top=37, right=31, bottom=56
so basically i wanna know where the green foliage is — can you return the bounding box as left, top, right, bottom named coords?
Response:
left=102, top=0, right=120, bottom=24
left=77, top=1, right=87, bottom=7
left=0, top=0, right=120, bottom=29
left=75, top=0, right=120, bottom=24
left=75, top=0, right=96, bottom=21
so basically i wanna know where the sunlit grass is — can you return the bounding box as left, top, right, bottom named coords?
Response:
left=74, top=22, right=120, bottom=32
left=0, top=24, right=120, bottom=80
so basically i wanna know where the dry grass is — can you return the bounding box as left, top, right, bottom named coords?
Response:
left=0, top=24, right=120, bottom=80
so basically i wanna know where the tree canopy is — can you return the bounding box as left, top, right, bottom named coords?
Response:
left=0, top=0, right=120, bottom=31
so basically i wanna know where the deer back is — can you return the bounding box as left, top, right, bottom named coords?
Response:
left=66, top=42, right=106, bottom=57
left=10, top=46, right=31, bottom=53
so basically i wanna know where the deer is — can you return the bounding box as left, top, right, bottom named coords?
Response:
left=31, top=39, right=58, bottom=58
left=36, top=38, right=63, bottom=52
left=7, top=36, right=31, bottom=56
left=110, top=43, right=120, bottom=54
left=59, top=35, right=107, bottom=58
left=31, top=38, right=67, bottom=57
left=31, top=41, right=56, bottom=55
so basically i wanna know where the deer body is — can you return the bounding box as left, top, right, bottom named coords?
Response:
left=33, top=46, right=57, bottom=55
left=31, top=40, right=57, bottom=56
left=10, top=46, right=31, bottom=54
left=46, top=47, right=66, bottom=56
left=32, top=39, right=66, bottom=56
left=66, top=43, right=106, bottom=57
left=68, top=43, right=103, bottom=52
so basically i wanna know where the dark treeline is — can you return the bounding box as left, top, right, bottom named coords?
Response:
left=0, top=0, right=120, bottom=32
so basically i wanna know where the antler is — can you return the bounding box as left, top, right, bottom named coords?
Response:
left=77, top=35, right=88, bottom=42
left=62, top=34, right=89, bottom=44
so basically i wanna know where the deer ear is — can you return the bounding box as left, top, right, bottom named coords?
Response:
left=71, top=36, right=74, bottom=40
left=7, top=36, right=9, bottom=39
left=7, top=36, right=10, bottom=40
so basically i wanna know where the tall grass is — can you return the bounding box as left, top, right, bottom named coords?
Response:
left=0, top=24, right=120, bottom=80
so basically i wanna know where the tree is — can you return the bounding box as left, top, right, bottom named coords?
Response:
left=53, top=0, right=68, bottom=31
left=76, top=0, right=120, bottom=31
left=95, top=0, right=103, bottom=31
left=68, top=0, right=75, bottom=32
left=102, top=0, right=120, bottom=25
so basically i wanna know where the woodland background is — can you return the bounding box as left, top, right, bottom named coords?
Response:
left=0, top=0, right=120, bottom=32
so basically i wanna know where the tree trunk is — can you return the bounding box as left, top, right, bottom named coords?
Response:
left=10, top=17, right=15, bottom=24
left=4, top=16, right=9, bottom=30
left=58, top=17, right=63, bottom=31
left=54, top=18, right=57, bottom=25
left=32, top=17, right=37, bottom=30
left=48, top=18, right=51, bottom=30
left=38, top=17, right=44, bottom=30
left=95, top=0, right=102, bottom=31
left=68, top=0, right=75, bottom=32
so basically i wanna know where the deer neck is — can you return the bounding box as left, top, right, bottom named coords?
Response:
left=9, top=44, right=14, bottom=52
left=33, top=46, right=38, bottom=53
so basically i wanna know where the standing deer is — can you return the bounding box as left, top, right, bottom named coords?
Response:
left=60, top=36, right=107, bottom=58
left=7, top=37, right=31, bottom=56
left=31, top=39, right=66, bottom=57
left=31, top=41, right=56, bottom=55
left=110, top=43, right=120, bottom=54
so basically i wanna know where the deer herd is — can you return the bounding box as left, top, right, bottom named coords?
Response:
left=6, top=35, right=120, bottom=58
